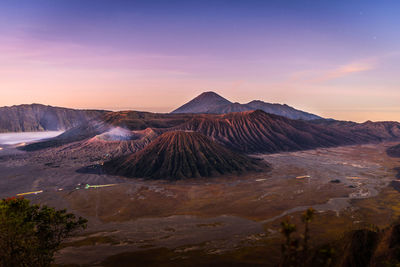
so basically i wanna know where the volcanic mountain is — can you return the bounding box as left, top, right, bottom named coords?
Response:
left=171, top=91, right=321, bottom=120
left=22, top=111, right=192, bottom=151
left=0, top=103, right=108, bottom=132
left=35, top=127, right=159, bottom=163
left=104, top=131, right=269, bottom=180
left=174, top=110, right=359, bottom=153
left=171, top=91, right=231, bottom=114
left=25, top=108, right=400, bottom=157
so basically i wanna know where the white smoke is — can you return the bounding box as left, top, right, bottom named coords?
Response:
left=0, top=131, right=64, bottom=145
left=96, top=127, right=133, bottom=141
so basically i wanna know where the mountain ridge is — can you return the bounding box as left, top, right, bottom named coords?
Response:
left=171, top=91, right=321, bottom=120
left=0, top=103, right=108, bottom=133
left=174, top=110, right=357, bottom=153
left=24, top=109, right=400, bottom=156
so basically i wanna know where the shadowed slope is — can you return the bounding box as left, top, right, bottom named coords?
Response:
left=175, top=110, right=357, bottom=153
left=387, top=144, right=400, bottom=158
left=312, top=119, right=400, bottom=142
left=0, top=104, right=107, bottom=133
left=23, top=109, right=400, bottom=155
left=101, top=111, right=193, bottom=130
left=207, top=102, right=251, bottom=114
left=171, top=91, right=321, bottom=120
left=171, top=91, right=231, bottom=114
left=104, top=131, right=269, bottom=180
left=21, top=120, right=110, bottom=151
left=37, top=128, right=160, bottom=163
left=22, top=111, right=191, bottom=151
left=245, top=100, right=321, bottom=120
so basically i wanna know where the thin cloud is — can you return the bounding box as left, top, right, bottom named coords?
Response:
left=311, top=60, right=376, bottom=83
left=283, top=58, right=378, bottom=87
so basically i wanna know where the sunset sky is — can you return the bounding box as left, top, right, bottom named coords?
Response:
left=0, top=0, right=399, bottom=122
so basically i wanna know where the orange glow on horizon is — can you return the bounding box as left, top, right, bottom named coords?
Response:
left=0, top=37, right=399, bottom=123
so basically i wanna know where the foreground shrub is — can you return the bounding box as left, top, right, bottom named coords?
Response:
left=0, top=197, right=87, bottom=267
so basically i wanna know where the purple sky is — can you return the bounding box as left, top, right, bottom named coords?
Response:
left=0, top=0, right=399, bottom=122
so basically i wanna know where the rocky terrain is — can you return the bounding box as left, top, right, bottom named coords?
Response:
left=312, top=119, right=400, bottom=141
left=175, top=110, right=356, bottom=153
left=2, top=122, right=400, bottom=266
left=0, top=104, right=108, bottom=132
left=22, top=109, right=400, bottom=164
left=22, top=111, right=190, bottom=152
left=100, top=110, right=192, bottom=130
left=37, top=127, right=160, bottom=163
left=104, top=131, right=269, bottom=179
left=0, top=141, right=395, bottom=266
left=171, top=91, right=321, bottom=120
left=245, top=100, right=321, bottom=120
left=386, top=143, right=400, bottom=158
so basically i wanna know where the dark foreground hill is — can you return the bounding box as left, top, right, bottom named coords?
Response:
left=0, top=104, right=107, bottom=132
left=171, top=91, right=321, bottom=120
left=104, top=131, right=269, bottom=180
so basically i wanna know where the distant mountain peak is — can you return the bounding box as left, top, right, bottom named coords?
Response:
left=190, top=91, right=229, bottom=102
left=171, top=91, right=231, bottom=114
left=198, top=91, right=224, bottom=97
left=171, top=92, right=321, bottom=120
